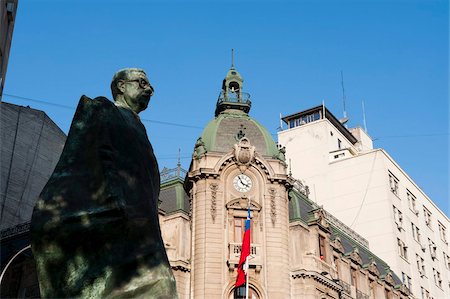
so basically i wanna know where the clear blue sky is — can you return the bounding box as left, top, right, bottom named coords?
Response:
left=3, top=0, right=449, bottom=215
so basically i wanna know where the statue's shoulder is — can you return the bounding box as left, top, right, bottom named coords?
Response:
left=77, top=95, right=115, bottom=109
left=74, top=95, right=119, bottom=117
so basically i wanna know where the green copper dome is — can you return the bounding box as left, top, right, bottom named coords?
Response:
left=201, top=110, right=278, bottom=157
left=198, top=66, right=279, bottom=158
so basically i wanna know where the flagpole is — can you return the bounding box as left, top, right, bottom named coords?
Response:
left=245, top=256, right=249, bottom=299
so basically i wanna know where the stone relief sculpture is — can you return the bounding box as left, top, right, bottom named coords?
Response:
left=30, top=68, right=178, bottom=298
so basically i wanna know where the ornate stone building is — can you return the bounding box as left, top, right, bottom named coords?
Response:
left=159, top=66, right=413, bottom=299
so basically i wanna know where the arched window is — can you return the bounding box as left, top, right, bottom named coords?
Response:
left=232, top=286, right=260, bottom=299
left=228, top=81, right=240, bottom=93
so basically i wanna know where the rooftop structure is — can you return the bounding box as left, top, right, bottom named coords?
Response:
left=278, top=104, right=449, bottom=298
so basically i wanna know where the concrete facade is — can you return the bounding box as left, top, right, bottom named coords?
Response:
left=0, top=102, right=66, bottom=230
left=278, top=105, right=449, bottom=299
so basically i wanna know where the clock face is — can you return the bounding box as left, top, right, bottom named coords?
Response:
left=233, top=174, right=253, bottom=192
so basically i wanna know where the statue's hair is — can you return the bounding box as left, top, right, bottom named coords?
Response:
left=111, top=68, right=147, bottom=101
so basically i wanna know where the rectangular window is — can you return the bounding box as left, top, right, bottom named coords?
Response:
left=401, top=272, right=412, bottom=291
left=421, top=287, right=431, bottom=299
left=423, top=206, right=432, bottom=228
left=428, top=238, right=437, bottom=260
left=350, top=267, right=358, bottom=289
left=416, top=254, right=426, bottom=277
left=444, top=252, right=450, bottom=269
left=388, top=172, right=399, bottom=195
left=438, top=221, right=447, bottom=243
left=318, top=235, right=327, bottom=261
left=397, top=238, right=408, bottom=260
left=289, top=120, right=295, bottom=129
left=411, top=222, right=421, bottom=242
left=436, top=271, right=442, bottom=288
left=337, top=138, right=342, bottom=149
left=393, top=205, right=403, bottom=230
left=407, top=190, right=418, bottom=215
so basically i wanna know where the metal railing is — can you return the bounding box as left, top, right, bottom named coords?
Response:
left=217, top=91, right=251, bottom=105
left=323, top=210, right=369, bottom=249
left=160, top=166, right=187, bottom=184
left=229, top=242, right=262, bottom=265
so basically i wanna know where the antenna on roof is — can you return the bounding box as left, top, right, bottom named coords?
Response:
left=279, top=113, right=283, bottom=130
left=340, top=71, right=350, bottom=126
left=362, top=101, right=368, bottom=133
left=341, top=71, right=347, bottom=119
left=177, top=148, right=181, bottom=167
left=231, top=49, right=235, bottom=69
left=322, top=100, right=326, bottom=119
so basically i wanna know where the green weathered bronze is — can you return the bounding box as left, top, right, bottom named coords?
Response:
left=30, top=68, right=178, bottom=298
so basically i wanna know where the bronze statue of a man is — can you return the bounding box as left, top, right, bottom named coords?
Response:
left=30, top=68, right=178, bottom=298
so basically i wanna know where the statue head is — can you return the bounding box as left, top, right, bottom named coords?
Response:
left=111, top=68, right=154, bottom=114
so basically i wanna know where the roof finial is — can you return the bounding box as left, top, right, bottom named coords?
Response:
left=231, top=48, right=235, bottom=69
left=176, top=148, right=181, bottom=177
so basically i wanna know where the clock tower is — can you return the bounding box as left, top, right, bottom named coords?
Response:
left=186, top=65, right=291, bottom=298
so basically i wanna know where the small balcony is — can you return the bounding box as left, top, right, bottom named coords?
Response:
left=356, top=289, right=369, bottom=299
left=215, top=91, right=252, bottom=116
left=228, top=242, right=262, bottom=267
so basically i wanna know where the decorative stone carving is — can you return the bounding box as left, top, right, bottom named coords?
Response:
left=233, top=137, right=255, bottom=166
left=383, top=270, right=395, bottom=286
left=350, top=247, right=362, bottom=265
left=269, top=188, right=277, bottom=225
left=367, top=260, right=380, bottom=276
left=194, top=137, right=206, bottom=159
left=210, top=183, right=218, bottom=222
left=308, top=207, right=329, bottom=229
left=331, top=236, right=345, bottom=253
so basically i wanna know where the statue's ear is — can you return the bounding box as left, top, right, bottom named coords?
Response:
left=117, top=80, right=126, bottom=93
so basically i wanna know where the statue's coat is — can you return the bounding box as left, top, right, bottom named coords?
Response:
left=30, top=96, right=177, bottom=298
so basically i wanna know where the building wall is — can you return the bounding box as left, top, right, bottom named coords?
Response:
left=0, top=0, right=18, bottom=96
left=279, top=114, right=449, bottom=299
left=0, top=102, right=66, bottom=230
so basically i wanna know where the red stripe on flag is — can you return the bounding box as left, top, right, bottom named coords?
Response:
left=235, top=208, right=251, bottom=287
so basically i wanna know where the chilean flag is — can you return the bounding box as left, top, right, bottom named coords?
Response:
left=235, top=207, right=251, bottom=287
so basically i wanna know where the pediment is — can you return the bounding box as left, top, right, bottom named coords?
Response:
left=331, top=237, right=345, bottom=253
left=368, top=260, right=380, bottom=276
left=226, top=198, right=262, bottom=211
left=350, top=247, right=362, bottom=265
left=382, top=270, right=395, bottom=286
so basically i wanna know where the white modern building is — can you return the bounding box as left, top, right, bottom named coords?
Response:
left=278, top=105, right=449, bottom=299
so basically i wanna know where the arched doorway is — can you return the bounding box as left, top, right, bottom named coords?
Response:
left=230, top=285, right=260, bottom=299
left=0, top=245, right=40, bottom=298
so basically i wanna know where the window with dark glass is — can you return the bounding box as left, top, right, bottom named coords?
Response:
left=233, top=286, right=259, bottom=299
left=318, top=235, right=326, bottom=261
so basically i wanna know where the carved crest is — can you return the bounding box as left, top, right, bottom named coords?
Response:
left=350, top=247, right=362, bottom=265
left=383, top=271, right=395, bottom=286
left=368, top=260, right=380, bottom=276
left=233, top=137, right=255, bottom=166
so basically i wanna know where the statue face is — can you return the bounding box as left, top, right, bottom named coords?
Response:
left=119, top=71, right=154, bottom=114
